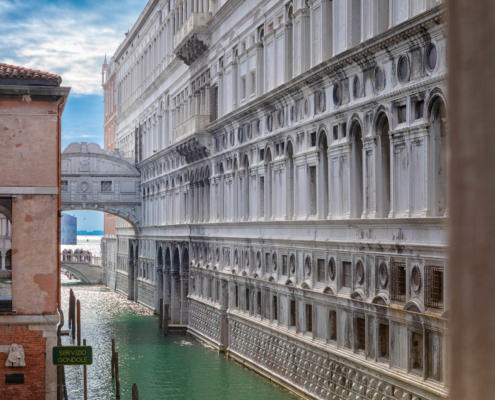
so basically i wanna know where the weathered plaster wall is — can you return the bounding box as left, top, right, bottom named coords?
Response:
left=0, top=99, right=59, bottom=187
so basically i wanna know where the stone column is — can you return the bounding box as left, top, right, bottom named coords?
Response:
left=449, top=1, right=495, bottom=398
left=180, top=273, right=189, bottom=324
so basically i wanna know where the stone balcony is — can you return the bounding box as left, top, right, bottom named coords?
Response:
left=174, top=114, right=210, bottom=141
left=174, top=12, right=211, bottom=65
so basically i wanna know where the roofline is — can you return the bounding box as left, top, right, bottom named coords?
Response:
left=113, top=0, right=160, bottom=62
left=0, top=85, right=70, bottom=100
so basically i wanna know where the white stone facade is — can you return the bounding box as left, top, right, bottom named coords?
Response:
left=102, top=1, right=447, bottom=399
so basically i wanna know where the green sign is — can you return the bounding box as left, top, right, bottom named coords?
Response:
left=53, top=346, right=92, bottom=365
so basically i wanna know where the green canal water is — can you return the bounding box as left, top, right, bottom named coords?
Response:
left=61, top=284, right=297, bottom=400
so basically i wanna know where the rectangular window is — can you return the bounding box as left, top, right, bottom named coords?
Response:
left=426, top=266, right=444, bottom=309
left=235, top=285, right=239, bottom=308
left=101, top=180, right=113, bottom=192
left=415, top=100, right=424, bottom=119
left=0, top=198, right=12, bottom=311
left=282, top=255, right=288, bottom=275
left=257, top=291, right=262, bottom=316
left=309, top=166, right=317, bottom=215
left=61, top=180, right=68, bottom=192
left=259, top=177, right=265, bottom=217
left=241, top=76, right=246, bottom=99
left=245, top=288, right=250, bottom=312
left=411, top=331, right=424, bottom=373
left=343, top=261, right=352, bottom=288
left=355, top=316, right=366, bottom=351
left=272, top=295, right=278, bottom=321
left=329, top=310, right=337, bottom=341
left=397, top=105, right=407, bottom=123
left=290, top=300, right=296, bottom=327
left=251, top=71, right=256, bottom=95
left=317, top=259, right=326, bottom=282
left=391, top=263, right=406, bottom=302
left=378, top=323, right=389, bottom=360
left=305, top=304, right=313, bottom=333
left=310, top=132, right=317, bottom=146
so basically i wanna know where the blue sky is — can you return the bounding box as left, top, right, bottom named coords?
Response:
left=0, top=0, right=144, bottom=231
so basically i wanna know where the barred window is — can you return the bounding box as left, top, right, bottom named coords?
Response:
left=317, top=259, right=326, bottom=282
left=306, top=304, right=313, bottom=333
left=391, top=263, right=406, bottom=302
left=426, top=266, right=444, bottom=309
left=61, top=180, right=68, bottom=192
left=101, top=180, right=112, bottom=192
left=378, top=323, right=389, bottom=360
left=343, top=261, right=352, bottom=288
left=290, top=300, right=296, bottom=327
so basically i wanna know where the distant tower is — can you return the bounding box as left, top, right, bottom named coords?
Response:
left=101, top=54, right=108, bottom=86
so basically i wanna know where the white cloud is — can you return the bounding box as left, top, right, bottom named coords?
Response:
left=0, top=0, right=142, bottom=94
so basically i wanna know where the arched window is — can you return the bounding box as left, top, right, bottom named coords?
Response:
left=318, top=132, right=329, bottom=218
left=243, top=155, right=250, bottom=220
left=375, top=0, right=390, bottom=35
left=376, top=113, right=391, bottom=217
left=350, top=0, right=362, bottom=47
left=286, top=142, right=295, bottom=218
left=350, top=122, right=363, bottom=218
left=286, top=5, right=294, bottom=80
left=264, top=148, right=273, bottom=219
left=429, top=97, right=447, bottom=216
left=233, top=158, right=239, bottom=221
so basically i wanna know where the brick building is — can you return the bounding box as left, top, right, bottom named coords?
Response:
left=0, top=63, right=70, bottom=399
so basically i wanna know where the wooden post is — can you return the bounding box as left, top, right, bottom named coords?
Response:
left=111, top=338, right=115, bottom=379
left=76, top=299, right=81, bottom=346
left=132, top=383, right=139, bottom=400
left=115, top=352, right=120, bottom=398
left=163, top=304, right=169, bottom=336
left=159, top=298, right=163, bottom=329
left=83, top=339, right=87, bottom=400
left=70, top=290, right=75, bottom=340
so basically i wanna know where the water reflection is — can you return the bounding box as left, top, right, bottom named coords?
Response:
left=61, top=284, right=296, bottom=400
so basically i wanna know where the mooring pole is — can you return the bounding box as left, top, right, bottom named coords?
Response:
left=163, top=304, right=169, bottom=336
left=111, top=338, right=115, bottom=379
left=132, top=383, right=139, bottom=400
left=115, top=352, right=121, bottom=398
left=159, top=298, right=163, bottom=329
left=83, top=339, right=88, bottom=400
left=76, top=299, right=81, bottom=346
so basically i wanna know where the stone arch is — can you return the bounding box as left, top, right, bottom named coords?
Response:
left=372, top=293, right=390, bottom=306
left=375, top=111, right=391, bottom=217
left=318, top=126, right=330, bottom=218
left=156, top=246, right=164, bottom=311
left=243, top=154, right=250, bottom=220
left=286, top=139, right=295, bottom=219
left=427, top=92, right=447, bottom=216
left=350, top=119, right=364, bottom=218
left=404, top=299, right=425, bottom=314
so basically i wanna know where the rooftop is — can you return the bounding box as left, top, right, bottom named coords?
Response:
left=0, top=62, right=62, bottom=87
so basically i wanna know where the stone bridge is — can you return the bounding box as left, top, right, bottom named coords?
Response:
left=62, top=262, right=103, bottom=284
left=61, top=142, right=140, bottom=227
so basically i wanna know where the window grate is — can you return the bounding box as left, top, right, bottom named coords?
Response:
left=426, top=266, right=444, bottom=309
left=391, top=263, right=406, bottom=302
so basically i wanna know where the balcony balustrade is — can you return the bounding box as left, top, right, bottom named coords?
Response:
left=174, top=12, right=211, bottom=65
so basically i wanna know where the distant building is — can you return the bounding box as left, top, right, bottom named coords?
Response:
left=0, top=62, right=69, bottom=400
left=61, top=213, right=77, bottom=244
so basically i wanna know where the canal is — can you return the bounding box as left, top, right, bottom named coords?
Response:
left=61, top=284, right=297, bottom=400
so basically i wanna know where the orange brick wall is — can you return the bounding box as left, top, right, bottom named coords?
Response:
left=0, top=325, right=46, bottom=399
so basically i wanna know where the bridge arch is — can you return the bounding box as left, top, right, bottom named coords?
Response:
left=61, top=142, right=140, bottom=228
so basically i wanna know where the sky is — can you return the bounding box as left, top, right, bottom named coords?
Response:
left=0, top=0, right=144, bottom=231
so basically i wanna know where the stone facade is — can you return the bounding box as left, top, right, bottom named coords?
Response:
left=101, top=1, right=447, bottom=399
